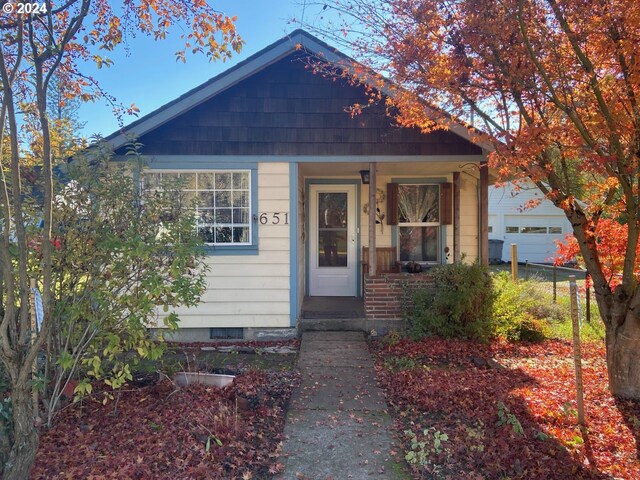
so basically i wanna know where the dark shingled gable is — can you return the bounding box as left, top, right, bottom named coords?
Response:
left=129, top=52, right=482, bottom=157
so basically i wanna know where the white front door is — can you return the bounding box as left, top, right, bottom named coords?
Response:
left=309, top=184, right=357, bottom=296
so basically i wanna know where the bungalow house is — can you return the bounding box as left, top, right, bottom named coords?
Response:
left=105, top=30, right=491, bottom=341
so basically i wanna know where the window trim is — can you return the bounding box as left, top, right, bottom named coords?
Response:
left=144, top=168, right=259, bottom=255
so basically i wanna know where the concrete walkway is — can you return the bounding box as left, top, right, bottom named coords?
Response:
left=277, top=331, right=407, bottom=479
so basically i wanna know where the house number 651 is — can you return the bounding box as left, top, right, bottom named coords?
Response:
left=259, top=212, right=289, bottom=225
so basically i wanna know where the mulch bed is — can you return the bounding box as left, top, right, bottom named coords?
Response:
left=32, top=369, right=299, bottom=479
left=371, top=337, right=640, bottom=479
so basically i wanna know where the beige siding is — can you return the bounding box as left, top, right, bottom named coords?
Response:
left=360, top=177, right=392, bottom=248
left=174, top=162, right=291, bottom=329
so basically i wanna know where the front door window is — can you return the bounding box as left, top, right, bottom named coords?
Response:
left=318, top=192, right=348, bottom=267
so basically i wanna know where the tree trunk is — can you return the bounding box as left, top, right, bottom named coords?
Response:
left=0, top=417, right=9, bottom=473
left=2, top=385, right=38, bottom=480
left=606, top=315, right=640, bottom=399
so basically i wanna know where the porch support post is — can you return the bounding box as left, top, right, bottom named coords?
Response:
left=479, top=160, right=489, bottom=265
left=368, top=162, right=377, bottom=275
left=289, top=162, right=299, bottom=327
left=453, top=171, right=461, bottom=262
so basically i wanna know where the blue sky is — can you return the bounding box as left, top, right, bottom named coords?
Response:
left=79, top=0, right=331, bottom=138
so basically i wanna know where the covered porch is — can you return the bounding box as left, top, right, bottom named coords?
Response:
left=294, top=159, right=490, bottom=328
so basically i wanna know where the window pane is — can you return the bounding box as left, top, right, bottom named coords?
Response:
left=144, top=173, right=161, bottom=190
left=198, top=226, right=214, bottom=243
left=197, top=192, right=215, bottom=208
left=318, top=231, right=348, bottom=267
left=199, top=210, right=214, bottom=224
left=163, top=172, right=179, bottom=181
left=399, top=226, right=438, bottom=262
left=215, top=172, right=231, bottom=189
left=549, top=227, right=562, bottom=234
left=233, top=208, right=250, bottom=223
left=233, top=227, right=250, bottom=243
left=215, top=226, right=232, bottom=243
left=521, top=227, right=547, bottom=234
left=506, top=226, right=519, bottom=233
left=198, top=173, right=215, bottom=190
left=233, top=172, right=249, bottom=189
left=233, top=191, right=249, bottom=207
left=179, top=173, right=196, bottom=190
left=318, top=192, right=347, bottom=228
left=398, top=185, right=439, bottom=223
left=215, top=208, right=232, bottom=224
left=215, top=191, right=231, bottom=207
left=180, top=191, right=196, bottom=208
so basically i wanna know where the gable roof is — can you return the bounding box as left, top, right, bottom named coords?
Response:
left=106, top=29, right=489, bottom=152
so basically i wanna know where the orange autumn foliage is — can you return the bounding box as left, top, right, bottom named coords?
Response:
left=307, top=0, right=639, bottom=297
left=302, top=0, right=640, bottom=397
left=555, top=219, right=640, bottom=287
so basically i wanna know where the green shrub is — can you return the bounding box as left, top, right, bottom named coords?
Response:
left=406, top=261, right=495, bottom=341
left=492, top=272, right=557, bottom=341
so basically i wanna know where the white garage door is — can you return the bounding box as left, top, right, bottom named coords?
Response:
left=502, top=215, right=567, bottom=263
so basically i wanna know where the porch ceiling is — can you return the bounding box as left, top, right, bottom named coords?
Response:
left=299, top=161, right=482, bottom=178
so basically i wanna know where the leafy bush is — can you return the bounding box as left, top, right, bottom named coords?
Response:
left=405, top=266, right=570, bottom=342
left=406, top=261, right=495, bottom=341
left=492, top=272, right=558, bottom=341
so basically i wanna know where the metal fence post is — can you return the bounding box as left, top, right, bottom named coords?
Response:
left=553, top=265, right=557, bottom=303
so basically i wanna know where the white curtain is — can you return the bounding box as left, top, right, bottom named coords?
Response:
left=398, top=185, right=438, bottom=223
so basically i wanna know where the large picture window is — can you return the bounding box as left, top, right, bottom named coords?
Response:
left=398, top=184, right=440, bottom=263
left=144, top=171, right=251, bottom=246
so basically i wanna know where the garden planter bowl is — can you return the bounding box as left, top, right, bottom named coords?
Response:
left=174, top=372, right=235, bottom=388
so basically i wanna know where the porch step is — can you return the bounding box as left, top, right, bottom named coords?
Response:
left=298, top=317, right=367, bottom=333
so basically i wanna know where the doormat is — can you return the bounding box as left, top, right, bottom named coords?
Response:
left=301, top=310, right=361, bottom=319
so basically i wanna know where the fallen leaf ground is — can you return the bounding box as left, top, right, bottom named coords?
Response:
left=371, top=337, right=640, bottom=480
left=32, top=349, right=299, bottom=479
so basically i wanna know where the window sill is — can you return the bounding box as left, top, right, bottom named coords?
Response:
left=202, top=245, right=258, bottom=256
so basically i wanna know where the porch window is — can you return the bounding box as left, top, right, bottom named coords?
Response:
left=144, top=171, right=252, bottom=246
left=397, top=184, right=440, bottom=263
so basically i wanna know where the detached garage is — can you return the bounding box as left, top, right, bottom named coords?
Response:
left=489, top=181, right=572, bottom=263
